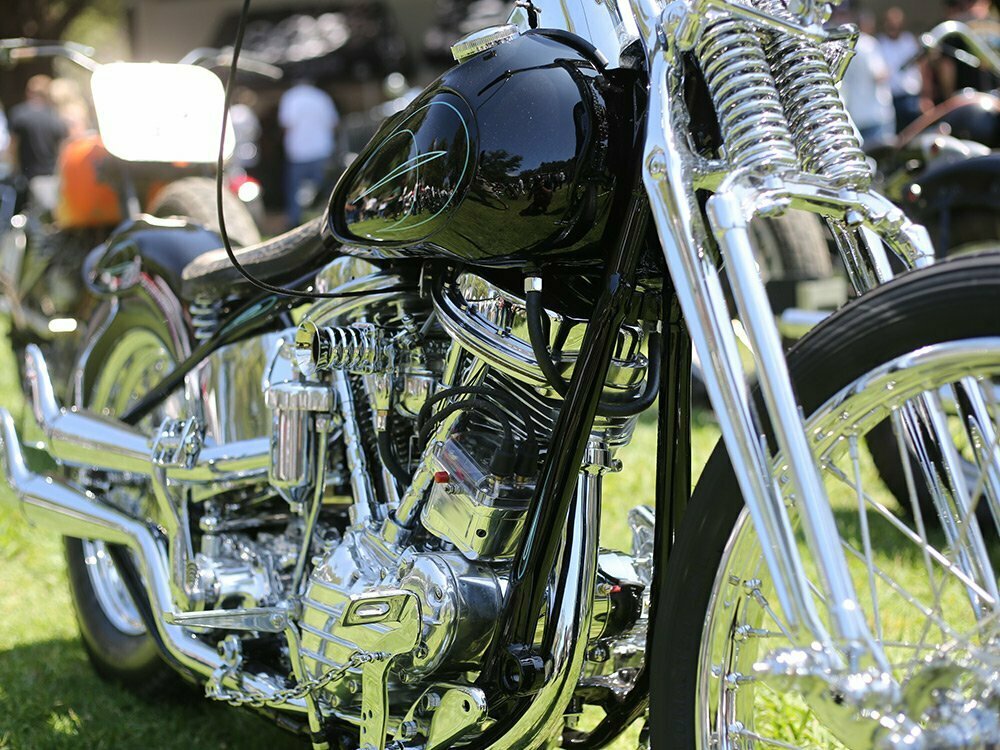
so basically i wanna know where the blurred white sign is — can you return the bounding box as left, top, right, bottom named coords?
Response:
left=92, top=62, right=235, bottom=164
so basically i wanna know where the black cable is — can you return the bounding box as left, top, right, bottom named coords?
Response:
left=418, top=386, right=540, bottom=476
left=525, top=286, right=661, bottom=417
left=417, top=386, right=538, bottom=456
left=215, top=0, right=410, bottom=301
left=377, top=428, right=412, bottom=489
left=595, top=330, right=662, bottom=417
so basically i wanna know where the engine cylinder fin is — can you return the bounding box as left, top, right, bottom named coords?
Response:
left=757, top=0, right=871, bottom=188
left=696, top=15, right=800, bottom=174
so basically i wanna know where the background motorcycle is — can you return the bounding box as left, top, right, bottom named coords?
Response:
left=0, top=39, right=274, bottom=395
left=0, top=1, right=997, bottom=749
left=869, top=20, right=1000, bottom=256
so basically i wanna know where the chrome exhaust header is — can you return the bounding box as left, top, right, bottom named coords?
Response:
left=0, top=408, right=306, bottom=712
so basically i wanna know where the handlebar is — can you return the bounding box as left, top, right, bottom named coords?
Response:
left=912, top=21, right=1000, bottom=79
left=0, top=38, right=282, bottom=80
left=0, top=38, right=99, bottom=72
left=178, top=47, right=283, bottom=80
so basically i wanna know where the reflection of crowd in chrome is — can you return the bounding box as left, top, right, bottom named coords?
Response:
left=347, top=167, right=573, bottom=226
left=347, top=181, right=455, bottom=225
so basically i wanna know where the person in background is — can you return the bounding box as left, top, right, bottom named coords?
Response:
left=49, top=78, right=90, bottom=141
left=839, top=10, right=897, bottom=143
left=8, top=75, right=67, bottom=181
left=878, top=7, right=926, bottom=130
left=230, top=87, right=262, bottom=172
left=278, top=77, right=339, bottom=228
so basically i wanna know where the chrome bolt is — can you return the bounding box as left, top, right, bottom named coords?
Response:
left=421, top=692, right=442, bottom=713
left=648, top=150, right=667, bottom=176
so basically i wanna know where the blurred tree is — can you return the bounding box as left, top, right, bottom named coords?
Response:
left=1, top=0, right=124, bottom=114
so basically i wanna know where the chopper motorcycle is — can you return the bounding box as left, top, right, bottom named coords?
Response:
left=2, top=0, right=999, bottom=748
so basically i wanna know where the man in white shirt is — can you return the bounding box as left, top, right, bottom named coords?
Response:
left=840, top=12, right=896, bottom=144
left=278, top=79, right=339, bottom=228
left=878, top=7, right=925, bottom=130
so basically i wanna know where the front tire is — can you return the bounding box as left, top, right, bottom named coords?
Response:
left=651, top=253, right=1000, bottom=748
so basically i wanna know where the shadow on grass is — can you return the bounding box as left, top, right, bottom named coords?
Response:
left=0, top=639, right=305, bottom=750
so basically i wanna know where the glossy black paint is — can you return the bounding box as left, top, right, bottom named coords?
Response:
left=482, top=184, right=649, bottom=702
left=84, top=215, right=225, bottom=299
left=327, top=30, right=620, bottom=266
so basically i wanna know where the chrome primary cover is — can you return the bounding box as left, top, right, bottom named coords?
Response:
left=298, top=529, right=502, bottom=710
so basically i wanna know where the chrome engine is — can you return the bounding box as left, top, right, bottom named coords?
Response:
left=273, top=257, right=654, bottom=735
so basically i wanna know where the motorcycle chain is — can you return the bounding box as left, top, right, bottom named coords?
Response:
left=208, top=649, right=391, bottom=708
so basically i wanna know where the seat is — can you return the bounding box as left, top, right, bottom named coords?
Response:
left=180, top=215, right=329, bottom=299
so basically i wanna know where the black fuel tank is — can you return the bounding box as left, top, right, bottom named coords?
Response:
left=325, top=30, right=622, bottom=266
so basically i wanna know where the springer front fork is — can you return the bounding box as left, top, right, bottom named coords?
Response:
left=629, top=0, right=945, bottom=670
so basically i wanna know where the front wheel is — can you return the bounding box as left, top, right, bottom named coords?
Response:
left=652, top=253, right=1000, bottom=748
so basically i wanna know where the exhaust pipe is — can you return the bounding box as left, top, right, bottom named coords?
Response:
left=24, top=343, right=151, bottom=474
left=22, top=344, right=268, bottom=482
left=0, top=408, right=306, bottom=712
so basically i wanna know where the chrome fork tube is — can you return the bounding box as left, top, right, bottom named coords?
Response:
left=640, top=49, right=828, bottom=646
left=707, top=189, right=876, bottom=651
left=635, top=12, right=884, bottom=658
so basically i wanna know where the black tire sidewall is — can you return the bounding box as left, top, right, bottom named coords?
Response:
left=650, top=252, right=1000, bottom=748
left=148, top=176, right=261, bottom=248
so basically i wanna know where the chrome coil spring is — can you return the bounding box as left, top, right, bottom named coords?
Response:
left=697, top=16, right=800, bottom=173
left=756, top=0, right=870, bottom=188
left=305, top=322, right=389, bottom=374
left=189, top=296, right=223, bottom=341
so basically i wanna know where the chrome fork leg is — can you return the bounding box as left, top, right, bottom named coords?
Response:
left=706, top=187, right=878, bottom=656
left=641, top=52, right=836, bottom=651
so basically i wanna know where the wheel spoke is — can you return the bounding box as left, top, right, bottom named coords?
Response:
left=824, top=464, right=996, bottom=606
left=849, top=434, right=883, bottom=644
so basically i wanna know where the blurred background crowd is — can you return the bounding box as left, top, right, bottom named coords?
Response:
left=837, top=0, right=1000, bottom=143
left=0, top=0, right=998, bottom=232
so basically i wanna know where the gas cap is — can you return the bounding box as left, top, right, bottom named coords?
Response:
left=451, top=25, right=518, bottom=63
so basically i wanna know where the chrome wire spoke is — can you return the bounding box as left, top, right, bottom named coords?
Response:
left=924, top=389, right=998, bottom=606
left=700, top=341, right=1000, bottom=750
left=729, top=724, right=809, bottom=749
left=823, top=464, right=996, bottom=607
left=890, top=411, right=951, bottom=682
left=840, top=539, right=967, bottom=647
left=849, top=433, right=883, bottom=644
left=957, top=377, right=1000, bottom=534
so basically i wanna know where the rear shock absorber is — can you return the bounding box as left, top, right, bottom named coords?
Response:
left=756, top=0, right=871, bottom=189
left=696, top=15, right=800, bottom=174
